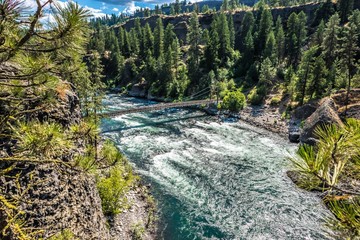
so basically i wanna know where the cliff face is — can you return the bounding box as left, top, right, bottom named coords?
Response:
left=118, top=2, right=322, bottom=43
left=0, top=77, right=111, bottom=239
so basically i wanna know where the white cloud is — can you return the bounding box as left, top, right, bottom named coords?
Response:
left=112, top=7, right=119, bottom=11
left=21, top=0, right=107, bottom=25
left=84, top=6, right=107, bottom=18
left=122, top=1, right=140, bottom=15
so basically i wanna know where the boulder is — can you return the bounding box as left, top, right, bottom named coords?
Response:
left=288, top=130, right=300, bottom=143
left=292, top=100, right=319, bottom=120
left=128, top=83, right=147, bottom=98
left=300, top=98, right=344, bottom=145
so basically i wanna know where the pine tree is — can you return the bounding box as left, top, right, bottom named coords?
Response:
left=201, top=5, right=209, bottom=13
left=129, top=29, right=140, bottom=56
left=229, top=0, right=238, bottom=10
left=204, top=19, right=220, bottom=71
left=297, top=11, right=308, bottom=56
left=118, top=27, right=125, bottom=52
left=155, top=5, right=161, bottom=15
left=154, top=17, right=164, bottom=59
left=238, top=12, right=255, bottom=50
left=287, top=12, right=299, bottom=65
left=134, top=18, right=144, bottom=55
left=313, top=20, right=325, bottom=46
left=321, top=13, right=340, bottom=69
left=228, top=15, right=235, bottom=50
left=264, top=30, right=276, bottom=62
left=175, top=0, right=181, bottom=14
left=187, top=12, right=202, bottom=73
left=217, top=12, right=232, bottom=65
left=256, top=8, right=273, bottom=56
left=143, top=23, right=154, bottom=57
left=222, top=0, right=229, bottom=11
left=274, top=16, right=285, bottom=64
left=164, top=24, right=177, bottom=52
left=339, top=10, right=360, bottom=114
left=123, top=30, right=131, bottom=57
left=296, top=47, right=317, bottom=105
left=308, top=55, right=327, bottom=99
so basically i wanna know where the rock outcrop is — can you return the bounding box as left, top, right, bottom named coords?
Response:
left=128, top=82, right=147, bottom=98
left=0, top=163, right=110, bottom=239
left=300, top=98, right=344, bottom=145
left=118, top=2, right=323, bottom=43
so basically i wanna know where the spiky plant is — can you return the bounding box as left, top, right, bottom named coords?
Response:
left=291, top=118, right=360, bottom=190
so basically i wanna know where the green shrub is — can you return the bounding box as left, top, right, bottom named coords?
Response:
left=220, top=89, right=246, bottom=112
left=247, top=86, right=266, bottom=105
left=49, top=229, right=77, bottom=240
left=131, top=223, right=145, bottom=240
left=97, top=163, right=136, bottom=215
left=270, top=96, right=281, bottom=106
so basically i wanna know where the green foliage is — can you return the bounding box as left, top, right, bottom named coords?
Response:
left=220, top=89, right=246, bottom=112
left=131, top=223, right=145, bottom=240
left=97, top=162, right=136, bottom=215
left=247, top=86, right=266, bottom=105
left=325, top=197, right=360, bottom=237
left=49, top=229, right=77, bottom=240
left=270, top=96, right=281, bottom=106
left=291, top=119, right=360, bottom=187
left=14, top=122, right=73, bottom=160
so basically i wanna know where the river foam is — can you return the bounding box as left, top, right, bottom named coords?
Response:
left=102, top=95, right=336, bottom=240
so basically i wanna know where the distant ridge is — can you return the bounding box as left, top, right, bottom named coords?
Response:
left=133, top=0, right=258, bottom=17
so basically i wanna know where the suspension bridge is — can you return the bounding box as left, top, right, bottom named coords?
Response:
left=102, top=86, right=219, bottom=117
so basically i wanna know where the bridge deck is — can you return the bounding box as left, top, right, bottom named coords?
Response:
left=102, top=99, right=219, bottom=117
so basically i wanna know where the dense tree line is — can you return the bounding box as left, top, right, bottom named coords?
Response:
left=88, top=0, right=359, bottom=110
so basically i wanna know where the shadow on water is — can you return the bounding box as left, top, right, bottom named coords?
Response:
left=101, top=114, right=207, bottom=133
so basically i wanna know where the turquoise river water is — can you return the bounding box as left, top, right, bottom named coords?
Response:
left=101, top=95, right=336, bottom=240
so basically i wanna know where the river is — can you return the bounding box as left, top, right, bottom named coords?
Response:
left=101, top=94, right=336, bottom=240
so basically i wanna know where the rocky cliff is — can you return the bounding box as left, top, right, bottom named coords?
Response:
left=117, top=2, right=322, bottom=43
left=0, top=74, right=111, bottom=238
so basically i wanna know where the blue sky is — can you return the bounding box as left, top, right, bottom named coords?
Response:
left=74, top=0, right=156, bottom=16
left=23, top=0, right=170, bottom=17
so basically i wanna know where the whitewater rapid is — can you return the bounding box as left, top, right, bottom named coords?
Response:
left=101, top=95, right=335, bottom=240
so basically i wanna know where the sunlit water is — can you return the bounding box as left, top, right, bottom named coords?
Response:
left=101, top=95, right=336, bottom=240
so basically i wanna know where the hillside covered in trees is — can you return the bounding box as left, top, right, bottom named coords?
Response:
left=89, top=0, right=359, bottom=113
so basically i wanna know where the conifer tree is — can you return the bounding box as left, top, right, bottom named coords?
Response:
left=321, top=13, right=340, bottom=69
left=154, top=17, right=164, bottom=59
left=238, top=12, right=255, bottom=51
left=274, top=16, right=285, bottom=64
left=123, top=30, right=131, bottom=57
left=287, top=12, right=299, bottom=65
left=175, top=0, right=181, bottom=14
left=143, top=23, right=154, bottom=57
left=296, top=47, right=317, bottom=105
left=339, top=10, right=360, bottom=114
left=313, top=20, right=325, bottom=46
left=118, top=27, right=125, bottom=52
left=129, top=28, right=140, bottom=56
left=204, top=19, right=220, bottom=71
left=187, top=12, right=202, bottom=74
left=222, top=0, right=229, bottom=11
left=264, top=31, right=276, bottom=62
left=164, top=24, right=177, bottom=52
left=228, top=15, right=235, bottom=50
left=297, top=11, right=308, bottom=55
left=217, top=12, right=232, bottom=66
left=308, top=55, right=327, bottom=100
left=256, top=8, right=273, bottom=56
